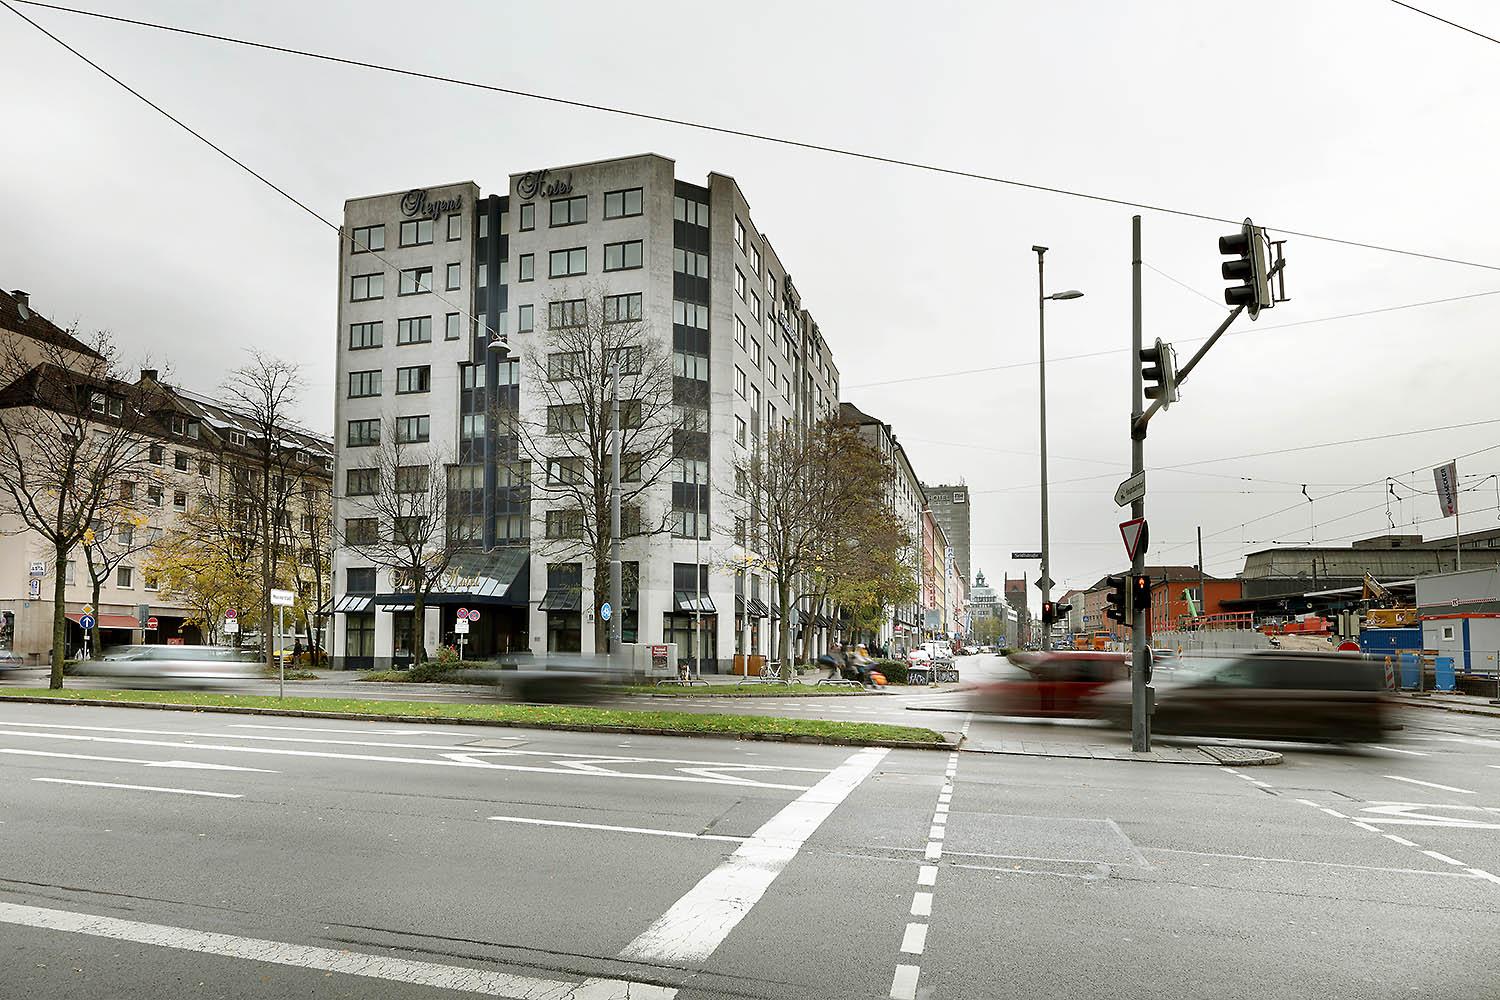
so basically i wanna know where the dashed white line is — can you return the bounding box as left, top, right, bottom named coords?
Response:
left=889, top=964, right=920, bottom=1000
left=1467, top=868, right=1500, bottom=885
left=32, top=778, right=240, bottom=798
left=1351, top=821, right=1381, bottom=832
left=928, top=826, right=945, bottom=840
left=899, top=923, right=927, bottom=955
left=1385, top=775, right=1475, bottom=795
left=1296, top=798, right=1320, bottom=808
left=925, top=842, right=942, bottom=860
left=489, top=815, right=746, bottom=843
left=1423, top=850, right=1467, bottom=867
left=1319, top=808, right=1348, bottom=819
left=917, top=865, right=937, bottom=887
left=910, top=892, right=932, bottom=917
left=1384, top=834, right=1420, bottom=847
left=1373, top=745, right=1428, bottom=756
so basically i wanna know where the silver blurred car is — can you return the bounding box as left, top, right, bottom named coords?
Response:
left=73, top=644, right=263, bottom=688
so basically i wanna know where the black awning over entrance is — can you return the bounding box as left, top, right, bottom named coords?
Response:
left=425, top=548, right=529, bottom=605
left=539, top=588, right=583, bottom=612
left=674, top=592, right=717, bottom=614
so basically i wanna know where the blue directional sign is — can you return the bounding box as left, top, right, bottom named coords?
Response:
left=600, top=602, right=613, bottom=622
left=78, top=614, right=96, bottom=631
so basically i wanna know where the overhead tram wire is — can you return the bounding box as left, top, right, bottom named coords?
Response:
left=10, top=0, right=1500, bottom=275
left=1389, top=0, right=1500, bottom=46
left=0, top=0, right=500, bottom=346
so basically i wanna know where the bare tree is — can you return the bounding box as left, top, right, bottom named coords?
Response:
left=80, top=510, right=163, bottom=653
left=731, top=417, right=888, bottom=679
left=222, top=351, right=303, bottom=673
left=506, top=285, right=678, bottom=651
left=285, top=476, right=332, bottom=662
left=0, top=331, right=156, bottom=686
left=339, top=425, right=460, bottom=665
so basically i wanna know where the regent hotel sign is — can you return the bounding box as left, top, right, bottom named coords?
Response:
left=401, top=188, right=464, bottom=221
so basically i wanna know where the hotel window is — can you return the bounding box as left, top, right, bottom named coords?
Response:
left=396, top=365, right=430, bottom=394
left=547, top=405, right=586, bottom=433
left=446, top=263, right=461, bottom=291
left=735, top=267, right=746, bottom=300
left=394, top=465, right=430, bottom=493
left=399, top=218, right=433, bottom=247
left=349, top=321, right=382, bottom=350
left=350, top=224, right=384, bottom=253
left=735, top=416, right=747, bottom=446
left=350, top=273, right=383, bottom=301
left=518, top=253, right=534, bottom=281
left=519, top=203, right=535, bottom=230
left=460, top=413, right=485, bottom=439
left=549, top=298, right=588, bottom=328
left=447, top=213, right=462, bottom=241
left=768, top=273, right=777, bottom=299
left=445, top=313, right=461, bottom=340
left=750, top=338, right=761, bottom=367
left=673, top=351, right=709, bottom=381
left=604, top=188, right=643, bottom=218
left=347, top=419, right=380, bottom=447
left=734, top=367, right=747, bottom=398
left=603, top=293, right=642, bottom=324
left=550, top=195, right=587, bottom=227
left=348, top=370, right=382, bottom=398
left=749, top=293, right=761, bottom=321
left=735, top=316, right=746, bottom=348
left=344, top=518, right=378, bottom=545
left=673, top=300, right=709, bottom=330
left=398, top=267, right=433, bottom=296
left=347, top=468, right=377, bottom=496
left=548, top=352, right=584, bottom=381
left=673, top=248, right=708, bottom=277
left=673, top=196, right=708, bottom=226
left=517, top=304, right=534, bottom=332
left=397, top=316, right=432, bottom=345
left=604, top=240, right=643, bottom=271
left=734, top=216, right=746, bottom=251
left=750, top=244, right=762, bottom=275
left=549, top=247, right=587, bottom=278
left=395, top=415, right=430, bottom=443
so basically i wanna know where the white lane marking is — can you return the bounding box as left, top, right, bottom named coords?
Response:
left=1295, top=799, right=1320, bottom=808
left=910, top=892, right=932, bottom=917
left=0, top=900, right=671, bottom=998
left=925, top=842, right=942, bottom=860
left=938, top=793, right=951, bottom=803
left=228, top=724, right=506, bottom=738
left=928, top=826, right=945, bottom=840
left=890, top=964, right=920, bottom=1000
left=489, top=815, right=746, bottom=843
left=932, top=813, right=948, bottom=825
left=899, top=923, right=927, bottom=955
left=1385, top=775, right=1475, bottom=795
left=1220, top=767, right=1239, bottom=774
left=1373, top=745, right=1429, bottom=756
left=1352, top=821, right=1381, bottom=832
left=0, top=748, right=276, bottom=772
left=619, top=747, right=887, bottom=965
left=33, top=778, right=241, bottom=799
left=1319, top=808, right=1348, bottom=819
left=0, top=721, right=830, bottom=771
left=934, top=803, right=949, bottom=815
left=1385, top=834, right=1420, bottom=847
left=0, top=729, right=807, bottom=790
left=1467, top=868, right=1500, bottom=885
left=1423, top=850, right=1468, bottom=867
left=1145, top=847, right=1471, bottom=877
left=917, top=865, right=937, bottom=887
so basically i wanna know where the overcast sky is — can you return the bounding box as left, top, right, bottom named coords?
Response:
left=4, top=0, right=1499, bottom=595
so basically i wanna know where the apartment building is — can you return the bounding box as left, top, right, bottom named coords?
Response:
left=331, top=154, right=843, bottom=669
left=923, top=484, right=971, bottom=588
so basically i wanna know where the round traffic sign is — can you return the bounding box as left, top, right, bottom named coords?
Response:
left=466, top=609, right=480, bottom=622
left=146, top=616, right=159, bottom=630
left=600, top=602, right=613, bottom=622
left=456, top=607, right=468, bottom=621
left=225, top=608, right=237, bottom=620
left=78, top=614, right=96, bottom=631
left=1337, top=640, right=1360, bottom=653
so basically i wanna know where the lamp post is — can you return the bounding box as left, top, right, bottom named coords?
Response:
left=1031, top=245, right=1083, bottom=653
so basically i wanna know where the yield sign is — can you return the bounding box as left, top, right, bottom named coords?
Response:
left=1120, top=518, right=1148, bottom=561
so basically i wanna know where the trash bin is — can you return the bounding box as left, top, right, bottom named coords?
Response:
left=1434, top=656, right=1456, bottom=692
left=1399, top=653, right=1421, bottom=690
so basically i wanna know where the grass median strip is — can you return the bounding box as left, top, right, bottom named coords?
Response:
left=0, top=688, right=945, bottom=745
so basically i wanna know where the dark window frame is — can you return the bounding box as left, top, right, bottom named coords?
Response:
left=348, top=369, right=382, bottom=399
left=603, top=240, right=643, bottom=272
left=399, top=218, right=434, bottom=247
left=349, top=321, right=383, bottom=350
left=398, top=266, right=434, bottom=296
left=350, top=273, right=383, bottom=302
left=549, top=195, right=588, bottom=227
left=548, top=247, right=587, bottom=278
left=395, top=365, right=431, bottom=395
left=350, top=224, right=385, bottom=254
left=604, top=187, right=644, bottom=219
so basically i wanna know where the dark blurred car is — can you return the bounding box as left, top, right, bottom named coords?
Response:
left=1096, top=651, right=1390, bottom=742
left=968, top=650, right=1128, bottom=718
left=72, top=644, right=263, bottom=688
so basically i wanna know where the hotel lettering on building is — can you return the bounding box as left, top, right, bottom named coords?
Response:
left=331, top=154, right=843, bottom=669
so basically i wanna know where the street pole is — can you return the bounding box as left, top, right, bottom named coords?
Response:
left=694, top=461, right=703, bottom=679
left=1130, top=215, right=1150, bottom=753
left=1034, top=245, right=1052, bottom=652
left=608, top=361, right=623, bottom=675
left=277, top=603, right=285, bottom=699
left=1197, top=525, right=1206, bottom=628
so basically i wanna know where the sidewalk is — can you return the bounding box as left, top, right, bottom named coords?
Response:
left=960, top=735, right=1282, bottom=766
left=1398, top=691, right=1500, bottom=719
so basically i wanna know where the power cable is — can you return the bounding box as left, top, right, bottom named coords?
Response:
left=1143, top=262, right=1230, bottom=311
left=1389, top=0, right=1500, bottom=46
left=10, top=0, right=1500, bottom=274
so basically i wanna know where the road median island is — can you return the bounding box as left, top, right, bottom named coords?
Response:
left=0, top=688, right=951, bottom=749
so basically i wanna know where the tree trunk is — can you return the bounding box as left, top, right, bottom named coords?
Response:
left=412, top=593, right=426, bottom=664
left=50, top=541, right=68, bottom=688
left=90, top=577, right=102, bottom=657
left=777, top=576, right=792, bottom=682
left=592, top=559, right=610, bottom=655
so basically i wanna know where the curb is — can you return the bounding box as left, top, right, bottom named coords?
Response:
left=0, top=695, right=956, bottom=752
left=959, top=744, right=1284, bottom=766
left=1403, top=700, right=1500, bottom=720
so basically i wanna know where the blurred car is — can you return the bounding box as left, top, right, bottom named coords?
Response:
left=72, top=644, right=263, bottom=688
left=1095, top=651, right=1391, bottom=742
left=968, top=650, right=1128, bottom=718
left=1150, top=648, right=1179, bottom=672
left=907, top=647, right=932, bottom=665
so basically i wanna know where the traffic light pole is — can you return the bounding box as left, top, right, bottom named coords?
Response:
left=1130, top=216, right=1150, bottom=752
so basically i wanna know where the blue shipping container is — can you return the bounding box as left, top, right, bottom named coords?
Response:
left=1359, top=628, right=1423, bottom=656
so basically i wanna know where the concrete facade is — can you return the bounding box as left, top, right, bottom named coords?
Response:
left=923, top=484, right=971, bottom=590
left=841, top=401, right=924, bottom=650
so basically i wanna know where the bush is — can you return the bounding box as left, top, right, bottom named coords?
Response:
left=408, top=660, right=460, bottom=683
left=874, top=659, right=910, bottom=685
left=434, top=644, right=460, bottom=664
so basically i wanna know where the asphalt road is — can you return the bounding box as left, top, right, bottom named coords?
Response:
left=2, top=691, right=1497, bottom=998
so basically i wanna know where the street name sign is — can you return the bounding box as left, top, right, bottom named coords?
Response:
left=270, top=589, right=296, bottom=608
left=1114, top=471, right=1146, bottom=508
left=1011, top=551, right=1042, bottom=560
left=1120, top=518, right=1148, bottom=561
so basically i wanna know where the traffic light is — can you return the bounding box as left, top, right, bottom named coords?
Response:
left=1131, top=574, right=1151, bottom=618
left=1041, top=601, right=1055, bottom=626
left=1055, top=602, right=1072, bottom=622
left=1104, top=575, right=1129, bottom=625
left=1139, top=338, right=1179, bottom=409
left=1219, top=218, right=1271, bottom=319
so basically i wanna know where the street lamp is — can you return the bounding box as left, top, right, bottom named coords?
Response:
left=1031, top=245, right=1083, bottom=652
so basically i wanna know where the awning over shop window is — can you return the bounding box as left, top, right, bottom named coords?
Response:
left=538, top=588, right=582, bottom=612
left=674, top=592, right=717, bottom=614
left=813, top=613, right=833, bottom=627
left=746, top=598, right=770, bottom=618
left=333, top=594, right=373, bottom=614
left=374, top=596, right=415, bottom=612
left=66, top=613, right=140, bottom=629
left=424, top=548, right=528, bottom=605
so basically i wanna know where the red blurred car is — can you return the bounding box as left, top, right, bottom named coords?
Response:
left=969, top=651, right=1128, bottom=718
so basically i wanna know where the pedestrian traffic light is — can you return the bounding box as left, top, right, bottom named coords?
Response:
left=1132, top=574, right=1151, bottom=618
left=1140, top=338, right=1179, bottom=409
left=1041, top=601, right=1055, bottom=626
left=1105, top=574, right=1129, bottom=625
left=1219, top=218, right=1271, bottom=319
